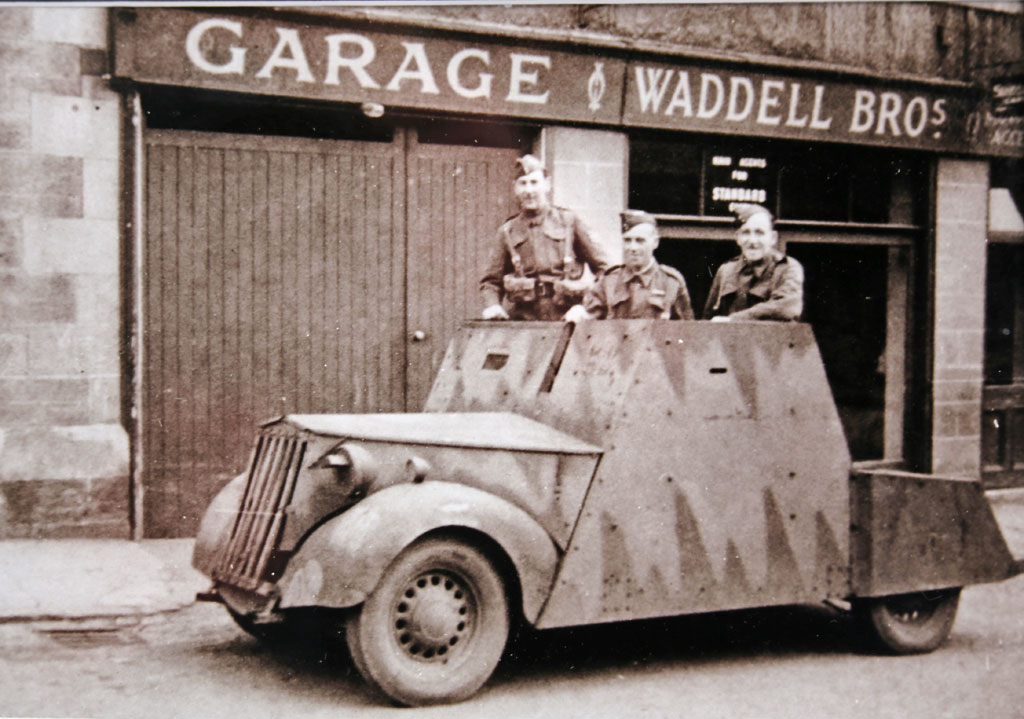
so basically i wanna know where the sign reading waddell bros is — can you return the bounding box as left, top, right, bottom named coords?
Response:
left=113, top=8, right=1008, bottom=156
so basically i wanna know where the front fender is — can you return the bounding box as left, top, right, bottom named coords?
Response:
left=277, top=481, right=560, bottom=622
left=192, top=473, right=247, bottom=576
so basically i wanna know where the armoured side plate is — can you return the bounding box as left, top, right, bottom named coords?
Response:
left=850, top=469, right=1022, bottom=597
left=535, top=322, right=852, bottom=627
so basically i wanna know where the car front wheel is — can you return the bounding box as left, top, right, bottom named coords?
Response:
left=853, top=587, right=962, bottom=654
left=345, top=535, right=510, bottom=706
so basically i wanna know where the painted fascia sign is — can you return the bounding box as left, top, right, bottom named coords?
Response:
left=112, top=7, right=1018, bottom=157
left=112, top=8, right=624, bottom=126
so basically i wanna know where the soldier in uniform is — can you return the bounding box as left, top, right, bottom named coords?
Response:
left=480, top=154, right=613, bottom=320
left=703, top=203, right=804, bottom=322
left=564, top=210, right=694, bottom=321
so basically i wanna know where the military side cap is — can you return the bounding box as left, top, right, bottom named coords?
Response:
left=732, top=202, right=773, bottom=226
left=621, top=209, right=658, bottom=233
left=515, top=154, right=547, bottom=177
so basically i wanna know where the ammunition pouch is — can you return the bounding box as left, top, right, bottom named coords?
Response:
left=505, top=274, right=590, bottom=307
left=503, top=274, right=537, bottom=303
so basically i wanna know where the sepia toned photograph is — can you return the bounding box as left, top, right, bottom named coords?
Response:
left=1, top=1, right=1023, bottom=716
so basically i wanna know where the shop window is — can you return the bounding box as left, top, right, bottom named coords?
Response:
left=778, top=148, right=848, bottom=221
left=992, top=158, right=1024, bottom=216
left=628, top=132, right=923, bottom=225
left=983, top=239, right=1024, bottom=487
left=628, top=139, right=701, bottom=215
left=141, top=86, right=394, bottom=142
left=985, top=244, right=1021, bottom=385
left=985, top=159, right=1024, bottom=388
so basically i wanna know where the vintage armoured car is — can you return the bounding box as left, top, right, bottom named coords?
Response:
left=193, top=320, right=1022, bottom=705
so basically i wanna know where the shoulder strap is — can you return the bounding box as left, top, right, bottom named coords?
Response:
left=658, top=264, right=685, bottom=285
left=501, top=217, right=525, bottom=276
left=553, top=207, right=577, bottom=276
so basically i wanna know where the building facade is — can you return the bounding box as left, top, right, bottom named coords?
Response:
left=0, top=4, right=1021, bottom=538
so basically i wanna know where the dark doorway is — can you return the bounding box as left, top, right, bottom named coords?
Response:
left=796, top=244, right=888, bottom=461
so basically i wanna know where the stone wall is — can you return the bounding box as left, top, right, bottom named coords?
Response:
left=932, top=159, right=989, bottom=477
left=0, top=7, right=129, bottom=537
left=542, top=127, right=628, bottom=265
left=359, top=3, right=1023, bottom=83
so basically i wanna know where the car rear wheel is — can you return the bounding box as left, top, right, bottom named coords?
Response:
left=852, top=587, right=962, bottom=654
left=345, top=535, right=510, bottom=706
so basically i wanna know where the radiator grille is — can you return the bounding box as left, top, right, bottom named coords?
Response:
left=213, top=432, right=306, bottom=592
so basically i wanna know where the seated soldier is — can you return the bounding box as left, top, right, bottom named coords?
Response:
left=564, top=210, right=693, bottom=322
left=703, top=203, right=803, bottom=322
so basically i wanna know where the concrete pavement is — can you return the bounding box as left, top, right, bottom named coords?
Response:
left=2, top=489, right=1024, bottom=623
left=0, top=538, right=208, bottom=621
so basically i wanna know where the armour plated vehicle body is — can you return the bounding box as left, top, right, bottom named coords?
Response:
left=193, top=320, right=1022, bottom=705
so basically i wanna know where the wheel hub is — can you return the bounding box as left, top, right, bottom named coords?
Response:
left=393, top=570, right=473, bottom=661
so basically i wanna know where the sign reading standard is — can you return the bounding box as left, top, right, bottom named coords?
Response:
left=113, top=8, right=1003, bottom=156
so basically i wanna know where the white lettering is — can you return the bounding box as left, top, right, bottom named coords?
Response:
left=757, top=79, right=785, bottom=125
left=186, top=18, right=246, bottom=75
left=712, top=187, right=767, bottom=203
left=635, top=66, right=673, bottom=113
left=785, top=82, right=809, bottom=127
left=931, top=99, right=947, bottom=127
left=697, top=73, right=724, bottom=118
left=665, top=71, right=693, bottom=116
left=506, top=54, right=550, bottom=104
left=255, top=27, right=314, bottom=83
left=877, top=92, right=902, bottom=136
left=386, top=42, right=440, bottom=94
left=904, top=97, right=928, bottom=137
left=712, top=155, right=732, bottom=166
left=993, top=127, right=1024, bottom=147
left=849, top=89, right=876, bottom=133
left=809, top=85, right=833, bottom=130
left=726, top=76, right=754, bottom=121
left=324, top=34, right=380, bottom=88
left=731, top=170, right=749, bottom=181
left=739, top=157, right=766, bottom=168
left=447, top=48, right=492, bottom=99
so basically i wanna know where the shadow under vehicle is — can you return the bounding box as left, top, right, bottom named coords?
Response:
left=192, top=320, right=1022, bottom=705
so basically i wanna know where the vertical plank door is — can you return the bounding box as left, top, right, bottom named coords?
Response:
left=404, top=136, right=520, bottom=410
left=141, top=130, right=405, bottom=537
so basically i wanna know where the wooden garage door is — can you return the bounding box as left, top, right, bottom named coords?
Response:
left=141, top=130, right=406, bottom=537
left=140, top=128, right=521, bottom=537
left=405, top=135, right=521, bottom=410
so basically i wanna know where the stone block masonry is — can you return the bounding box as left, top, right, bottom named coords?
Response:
left=0, top=7, right=128, bottom=538
left=543, top=127, right=628, bottom=265
left=932, top=159, right=988, bottom=478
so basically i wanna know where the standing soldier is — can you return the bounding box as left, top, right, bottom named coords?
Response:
left=564, top=210, right=693, bottom=321
left=480, top=154, right=612, bottom=320
left=703, top=203, right=804, bottom=322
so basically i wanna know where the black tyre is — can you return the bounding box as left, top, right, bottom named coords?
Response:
left=853, top=587, right=962, bottom=654
left=345, top=536, right=510, bottom=706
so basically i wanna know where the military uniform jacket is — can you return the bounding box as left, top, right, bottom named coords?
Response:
left=480, top=206, right=612, bottom=308
left=583, top=261, right=694, bottom=320
left=703, top=250, right=804, bottom=321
